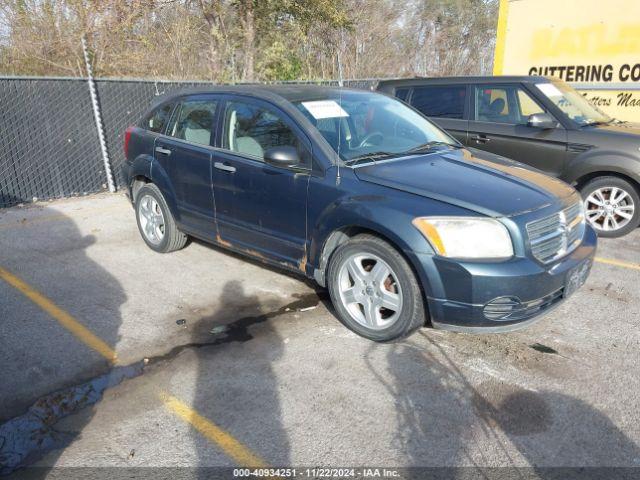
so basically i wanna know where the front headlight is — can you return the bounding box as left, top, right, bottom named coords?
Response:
left=412, top=217, right=514, bottom=259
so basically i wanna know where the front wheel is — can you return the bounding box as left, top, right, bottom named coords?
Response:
left=580, top=176, right=640, bottom=238
left=327, top=234, right=426, bottom=342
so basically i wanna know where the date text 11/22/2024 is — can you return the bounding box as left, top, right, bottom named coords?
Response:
left=233, top=468, right=401, bottom=477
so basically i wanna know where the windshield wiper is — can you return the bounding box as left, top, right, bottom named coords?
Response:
left=404, top=141, right=463, bottom=154
left=343, top=151, right=400, bottom=164
left=581, top=119, right=614, bottom=127
left=344, top=141, right=463, bottom=164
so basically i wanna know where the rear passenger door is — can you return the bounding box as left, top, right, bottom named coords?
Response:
left=154, top=95, right=219, bottom=236
left=467, top=84, right=568, bottom=176
left=408, top=85, right=469, bottom=144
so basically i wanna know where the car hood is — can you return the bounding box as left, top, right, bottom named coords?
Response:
left=589, top=121, right=640, bottom=136
left=353, top=148, right=576, bottom=217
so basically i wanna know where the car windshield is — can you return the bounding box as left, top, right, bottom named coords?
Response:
left=293, top=90, right=458, bottom=162
left=535, top=81, right=612, bottom=126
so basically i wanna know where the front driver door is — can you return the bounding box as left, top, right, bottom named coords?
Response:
left=467, top=84, right=568, bottom=176
left=212, top=96, right=311, bottom=268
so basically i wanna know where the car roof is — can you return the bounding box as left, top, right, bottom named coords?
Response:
left=377, top=75, right=553, bottom=88
left=150, top=84, right=373, bottom=109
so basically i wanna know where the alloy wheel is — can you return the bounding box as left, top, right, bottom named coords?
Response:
left=337, top=253, right=403, bottom=330
left=584, top=186, right=635, bottom=232
left=138, top=194, right=165, bottom=245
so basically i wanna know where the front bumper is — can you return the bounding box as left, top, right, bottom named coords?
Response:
left=415, top=225, right=597, bottom=332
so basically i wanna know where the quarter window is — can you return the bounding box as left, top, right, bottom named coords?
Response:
left=410, top=86, right=466, bottom=119
left=143, top=103, right=173, bottom=133
left=223, top=100, right=309, bottom=167
left=395, top=88, right=410, bottom=102
left=475, top=85, right=546, bottom=125
left=168, top=99, right=217, bottom=146
left=518, top=90, right=544, bottom=117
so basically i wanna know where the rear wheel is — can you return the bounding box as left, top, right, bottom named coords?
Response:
left=327, top=234, right=426, bottom=341
left=580, top=176, right=640, bottom=238
left=135, top=183, right=187, bottom=253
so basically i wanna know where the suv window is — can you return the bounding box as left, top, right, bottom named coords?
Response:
left=410, top=86, right=466, bottom=119
left=223, top=100, right=310, bottom=167
left=474, top=85, right=545, bottom=125
left=143, top=103, right=173, bottom=133
left=168, top=99, right=217, bottom=146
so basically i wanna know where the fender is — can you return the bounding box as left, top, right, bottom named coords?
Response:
left=149, top=157, right=181, bottom=222
left=129, top=153, right=153, bottom=183
left=310, top=200, right=436, bottom=262
left=130, top=152, right=181, bottom=222
left=564, top=149, right=640, bottom=187
left=307, top=193, right=444, bottom=294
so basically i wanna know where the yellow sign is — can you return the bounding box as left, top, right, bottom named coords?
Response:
left=494, top=0, right=640, bottom=121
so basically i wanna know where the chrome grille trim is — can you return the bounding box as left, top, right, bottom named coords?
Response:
left=526, top=202, right=585, bottom=264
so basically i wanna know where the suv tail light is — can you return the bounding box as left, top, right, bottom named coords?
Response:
left=124, top=125, right=134, bottom=158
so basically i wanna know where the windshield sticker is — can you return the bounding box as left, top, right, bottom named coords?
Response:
left=536, top=83, right=563, bottom=98
left=301, top=100, right=349, bottom=119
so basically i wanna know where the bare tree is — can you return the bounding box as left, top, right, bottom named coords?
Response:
left=0, top=0, right=498, bottom=81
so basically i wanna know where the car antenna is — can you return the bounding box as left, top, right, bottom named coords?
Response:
left=336, top=27, right=345, bottom=186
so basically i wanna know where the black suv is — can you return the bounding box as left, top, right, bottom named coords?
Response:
left=378, top=76, right=640, bottom=237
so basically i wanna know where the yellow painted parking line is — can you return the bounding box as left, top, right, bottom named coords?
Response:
left=595, top=257, right=640, bottom=271
left=0, top=266, right=117, bottom=363
left=161, top=392, right=268, bottom=468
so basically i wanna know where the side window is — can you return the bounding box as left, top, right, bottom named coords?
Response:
left=168, top=99, right=217, bottom=146
left=475, top=87, right=510, bottom=123
left=395, top=88, right=410, bottom=102
left=411, top=86, right=466, bottom=119
left=475, top=85, right=546, bottom=125
left=223, top=100, right=310, bottom=168
left=143, top=103, right=173, bottom=133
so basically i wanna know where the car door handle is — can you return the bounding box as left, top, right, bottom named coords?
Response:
left=214, top=161, right=236, bottom=173
left=471, top=135, right=491, bottom=144
left=155, top=146, right=172, bottom=155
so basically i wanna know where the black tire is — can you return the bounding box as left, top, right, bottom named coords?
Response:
left=579, top=176, right=640, bottom=238
left=134, top=183, right=187, bottom=253
left=326, top=234, right=426, bottom=342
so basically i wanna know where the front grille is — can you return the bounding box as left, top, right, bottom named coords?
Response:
left=483, top=288, right=564, bottom=321
left=526, top=202, right=585, bottom=264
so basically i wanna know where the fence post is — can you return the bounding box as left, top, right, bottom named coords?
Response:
left=81, top=36, right=116, bottom=193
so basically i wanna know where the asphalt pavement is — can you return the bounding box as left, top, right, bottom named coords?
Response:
left=0, top=193, right=639, bottom=478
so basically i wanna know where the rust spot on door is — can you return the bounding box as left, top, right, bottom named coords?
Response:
left=215, top=233, right=232, bottom=248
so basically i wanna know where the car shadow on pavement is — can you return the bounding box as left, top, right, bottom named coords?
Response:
left=378, top=330, right=640, bottom=476
left=0, top=203, right=127, bottom=477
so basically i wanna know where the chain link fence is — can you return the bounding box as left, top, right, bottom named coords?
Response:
left=0, top=77, right=378, bottom=208
left=0, top=77, right=105, bottom=208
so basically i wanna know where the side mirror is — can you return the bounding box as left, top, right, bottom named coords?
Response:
left=264, top=146, right=300, bottom=167
left=527, top=113, right=557, bottom=129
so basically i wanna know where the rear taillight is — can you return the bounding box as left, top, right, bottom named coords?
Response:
left=124, top=125, right=134, bottom=158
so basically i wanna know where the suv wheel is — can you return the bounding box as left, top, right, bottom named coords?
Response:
left=135, top=184, right=188, bottom=252
left=580, top=176, right=640, bottom=238
left=327, top=234, right=426, bottom=341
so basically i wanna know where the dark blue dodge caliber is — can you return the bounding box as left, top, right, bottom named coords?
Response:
left=122, top=85, right=596, bottom=341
